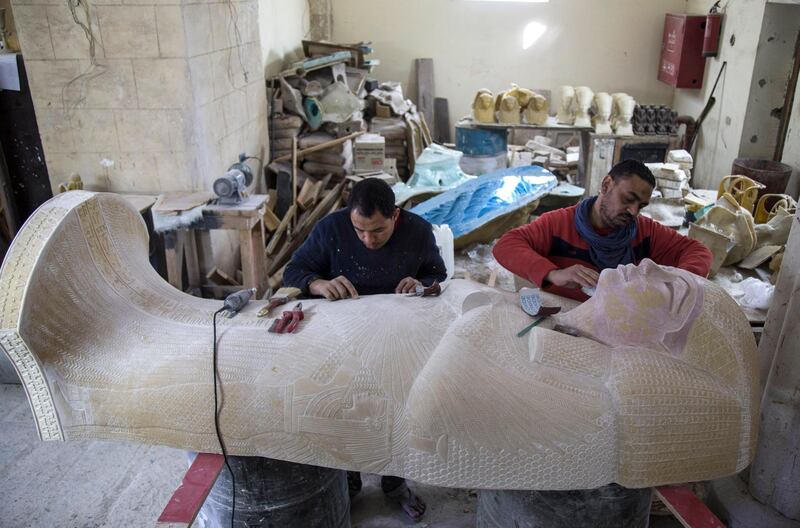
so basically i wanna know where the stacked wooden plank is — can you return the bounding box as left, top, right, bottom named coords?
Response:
left=263, top=180, right=346, bottom=289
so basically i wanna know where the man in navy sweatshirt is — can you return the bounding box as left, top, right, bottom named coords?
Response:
left=284, top=177, right=445, bottom=521
left=284, top=177, right=447, bottom=300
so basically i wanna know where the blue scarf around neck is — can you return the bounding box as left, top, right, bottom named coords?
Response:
left=574, top=196, right=637, bottom=270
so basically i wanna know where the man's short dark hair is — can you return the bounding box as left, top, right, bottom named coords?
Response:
left=608, top=159, right=656, bottom=188
left=347, top=178, right=397, bottom=218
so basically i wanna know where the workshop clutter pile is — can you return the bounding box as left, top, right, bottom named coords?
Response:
left=685, top=174, right=796, bottom=278
left=518, top=136, right=581, bottom=182
left=261, top=40, right=436, bottom=289
left=646, top=150, right=694, bottom=199
left=268, top=40, right=431, bottom=183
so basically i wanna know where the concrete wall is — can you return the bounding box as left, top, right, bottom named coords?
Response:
left=671, top=0, right=800, bottom=191
left=782, top=64, right=800, bottom=198
left=738, top=2, right=799, bottom=160
left=10, top=0, right=266, bottom=195
left=330, top=0, right=684, bottom=131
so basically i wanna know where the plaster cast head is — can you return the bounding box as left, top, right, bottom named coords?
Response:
left=557, top=86, right=576, bottom=124
left=554, top=259, right=703, bottom=355
left=347, top=178, right=399, bottom=249
left=594, top=92, right=612, bottom=116
left=472, top=89, right=495, bottom=123
left=531, top=94, right=547, bottom=111
left=595, top=160, right=655, bottom=229
left=575, top=86, right=594, bottom=107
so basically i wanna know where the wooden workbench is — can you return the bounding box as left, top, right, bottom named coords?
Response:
left=165, top=195, right=269, bottom=298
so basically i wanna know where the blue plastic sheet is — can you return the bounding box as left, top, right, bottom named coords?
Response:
left=410, top=166, right=557, bottom=239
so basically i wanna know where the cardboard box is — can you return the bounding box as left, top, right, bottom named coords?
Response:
left=354, top=133, right=386, bottom=173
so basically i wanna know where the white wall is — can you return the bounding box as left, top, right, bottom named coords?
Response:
left=259, top=0, right=310, bottom=77
left=738, top=2, right=799, bottom=160
left=331, top=0, right=684, bottom=129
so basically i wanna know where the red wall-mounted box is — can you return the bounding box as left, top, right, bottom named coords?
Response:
left=658, top=14, right=707, bottom=89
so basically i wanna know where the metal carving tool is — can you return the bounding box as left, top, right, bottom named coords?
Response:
left=269, top=303, right=304, bottom=334
left=517, top=288, right=561, bottom=337
left=257, top=287, right=301, bottom=318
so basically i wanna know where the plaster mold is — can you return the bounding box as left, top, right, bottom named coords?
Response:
left=0, top=193, right=759, bottom=490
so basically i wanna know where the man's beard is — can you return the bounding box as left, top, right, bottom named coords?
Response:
left=599, top=201, right=633, bottom=229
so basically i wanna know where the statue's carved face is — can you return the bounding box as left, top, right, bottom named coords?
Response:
left=554, top=260, right=703, bottom=355
left=532, top=95, right=546, bottom=111
left=500, top=96, right=518, bottom=111
left=475, top=93, right=493, bottom=110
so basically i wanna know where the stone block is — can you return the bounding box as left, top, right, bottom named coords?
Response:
left=12, top=5, right=54, bottom=59
left=133, top=58, right=190, bottom=109
left=25, top=59, right=82, bottom=109
left=114, top=109, right=186, bottom=152
left=106, top=153, right=159, bottom=192
left=97, top=6, right=159, bottom=58
left=196, top=101, right=226, bottom=143
left=188, top=54, right=214, bottom=106
left=221, top=88, right=247, bottom=135
left=155, top=6, right=186, bottom=57
left=154, top=150, right=200, bottom=192
left=208, top=3, right=232, bottom=51
left=37, top=109, right=76, bottom=153
left=210, top=49, right=235, bottom=98
left=71, top=109, right=120, bottom=152
left=85, top=60, right=138, bottom=108
left=181, top=4, right=212, bottom=57
left=246, top=79, right=267, bottom=121
left=46, top=4, right=102, bottom=60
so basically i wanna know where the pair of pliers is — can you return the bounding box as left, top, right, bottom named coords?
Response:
left=268, top=303, right=304, bottom=334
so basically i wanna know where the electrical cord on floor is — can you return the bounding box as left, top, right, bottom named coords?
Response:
left=212, top=307, right=236, bottom=528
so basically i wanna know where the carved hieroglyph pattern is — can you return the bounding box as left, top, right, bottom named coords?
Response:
left=0, top=192, right=94, bottom=441
left=0, top=192, right=760, bottom=489
left=0, top=332, right=64, bottom=440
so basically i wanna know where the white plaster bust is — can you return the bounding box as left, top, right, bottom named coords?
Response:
left=613, top=93, right=636, bottom=136
left=0, top=193, right=759, bottom=490
left=593, top=92, right=613, bottom=134
left=556, top=85, right=575, bottom=124
left=573, top=86, right=594, bottom=127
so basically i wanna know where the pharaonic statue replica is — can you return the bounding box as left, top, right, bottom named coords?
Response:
left=0, top=192, right=758, bottom=490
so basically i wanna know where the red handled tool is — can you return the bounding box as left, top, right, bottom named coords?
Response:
left=268, top=303, right=304, bottom=334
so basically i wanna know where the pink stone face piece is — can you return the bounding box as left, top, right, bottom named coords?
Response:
left=0, top=193, right=759, bottom=490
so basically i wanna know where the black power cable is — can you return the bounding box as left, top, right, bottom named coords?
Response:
left=212, top=307, right=236, bottom=528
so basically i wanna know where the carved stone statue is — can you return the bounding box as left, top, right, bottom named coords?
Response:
left=0, top=192, right=759, bottom=490
left=573, top=86, right=594, bottom=127
left=495, top=91, right=521, bottom=124
left=523, top=94, right=549, bottom=125
left=506, top=83, right=537, bottom=110
left=556, top=85, right=575, bottom=125
left=472, top=89, right=495, bottom=123
left=593, top=92, right=613, bottom=134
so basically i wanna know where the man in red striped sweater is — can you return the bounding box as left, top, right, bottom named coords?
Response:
left=493, top=159, right=712, bottom=302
